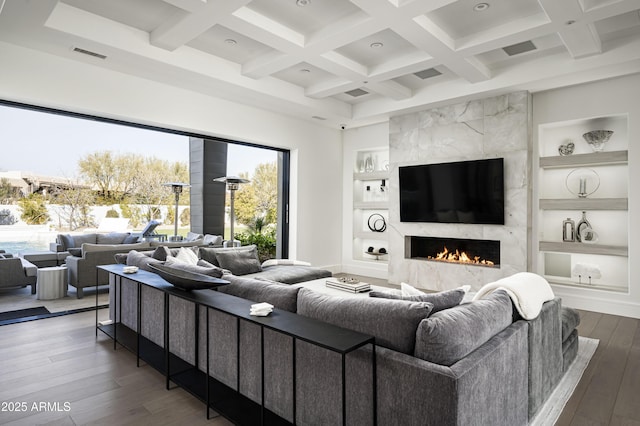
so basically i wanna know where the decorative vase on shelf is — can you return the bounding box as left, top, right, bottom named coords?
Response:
left=582, top=130, right=613, bottom=152
left=562, top=218, right=575, bottom=242
left=576, top=211, right=596, bottom=243
left=364, top=155, right=374, bottom=172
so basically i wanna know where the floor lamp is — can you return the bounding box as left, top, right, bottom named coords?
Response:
left=214, top=176, right=250, bottom=247
left=163, top=182, right=190, bottom=242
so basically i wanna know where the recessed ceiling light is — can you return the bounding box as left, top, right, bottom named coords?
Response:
left=370, top=42, right=384, bottom=49
left=300, top=68, right=311, bottom=73
left=473, top=2, right=490, bottom=12
left=224, top=39, right=237, bottom=45
left=296, top=0, right=311, bottom=6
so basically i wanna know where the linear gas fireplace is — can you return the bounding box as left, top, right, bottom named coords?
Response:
left=405, top=236, right=500, bottom=268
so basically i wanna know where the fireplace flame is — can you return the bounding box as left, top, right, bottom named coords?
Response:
left=429, top=246, right=495, bottom=266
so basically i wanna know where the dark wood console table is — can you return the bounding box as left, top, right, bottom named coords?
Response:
left=98, top=264, right=376, bottom=425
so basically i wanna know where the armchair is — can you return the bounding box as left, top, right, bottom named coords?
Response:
left=0, top=256, right=38, bottom=294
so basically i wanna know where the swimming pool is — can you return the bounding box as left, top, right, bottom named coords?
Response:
left=0, top=241, right=49, bottom=254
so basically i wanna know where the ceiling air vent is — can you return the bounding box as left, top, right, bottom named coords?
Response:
left=414, top=68, right=442, bottom=80
left=73, top=47, right=107, bottom=60
left=502, top=41, right=537, bottom=56
left=311, top=116, right=327, bottom=121
left=345, top=88, right=369, bottom=97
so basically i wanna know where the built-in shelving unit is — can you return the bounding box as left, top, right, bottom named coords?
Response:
left=352, top=148, right=389, bottom=264
left=536, top=114, right=629, bottom=292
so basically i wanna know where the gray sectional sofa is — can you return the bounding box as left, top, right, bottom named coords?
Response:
left=0, top=251, right=38, bottom=294
left=110, top=269, right=579, bottom=425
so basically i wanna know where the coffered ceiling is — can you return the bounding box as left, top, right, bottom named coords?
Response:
left=1, top=0, right=639, bottom=129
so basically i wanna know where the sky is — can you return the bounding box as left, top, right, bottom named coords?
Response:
left=0, top=104, right=275, bottom=179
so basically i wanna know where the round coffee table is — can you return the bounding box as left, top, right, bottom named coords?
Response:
left=36, top=266, right=68, bottom=300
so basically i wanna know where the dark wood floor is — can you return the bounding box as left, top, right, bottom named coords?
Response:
left=0, top=305, right=638, bottom=425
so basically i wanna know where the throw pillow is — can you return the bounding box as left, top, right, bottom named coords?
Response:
left=151, top=246, right=172, bottom=261
left=401, top=282, right=425, bottom=296
left=126, top=250, right=161, bottom=272
left=370, top=286, right=469, bottom=314
left=173, top=246, right=199, bottom=265
left=123, top=234, right=140, bottom=244
left=59, top=234, right=75, bottom=251
left=96, top=232, right=129, bottom=245
left=68, top=248, right=83, bottom=257
left=214, top=245, right=262, bottom=276
left=261, top=259, right=312, bottom=268
left=164, top=256, right=224, bottom=278
left=203, top=234, right=223, bottom=246
left=414, top=290, right=513, bottom=366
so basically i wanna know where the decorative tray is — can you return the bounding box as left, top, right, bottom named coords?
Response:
left=149, top=264, right=229, bottom=291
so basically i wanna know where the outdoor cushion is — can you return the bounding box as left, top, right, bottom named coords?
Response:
left=123, top=234, right=141, bottom=244
left=96, top=232, right=129, bottom=244
left=414, top=290, right=513, bottom=366
left=297, top=288, right=434, bottom=354
left=369, top=286, right=468, bottom=313
left=58, top=234, right=75, bottom=251
left=71, top=233, right=98, bottom=248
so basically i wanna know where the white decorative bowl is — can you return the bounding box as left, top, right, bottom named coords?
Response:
left=582, top=130, right=613, bottom=152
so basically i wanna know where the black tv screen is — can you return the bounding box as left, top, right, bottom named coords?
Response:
left=399, top=158, right=504, bottom=224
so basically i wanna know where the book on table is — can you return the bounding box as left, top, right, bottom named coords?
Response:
left=325, top=278, right=371, bottom=293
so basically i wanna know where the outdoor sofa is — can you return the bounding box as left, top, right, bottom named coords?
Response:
left=0, top=251, right=38, bottom=294
left=109, top=265, right=579, bottom=425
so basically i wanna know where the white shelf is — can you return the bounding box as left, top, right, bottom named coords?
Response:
left=539, top=198, right=628, bottom=210
left=354, top=171, right=389, bottom=180
left=539, top=150, right=627, bottom=168
left=539, top=241, right=628, bottom=257
left=353, top=201, right=388, bottom=210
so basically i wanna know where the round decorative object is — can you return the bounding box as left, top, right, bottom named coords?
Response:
left=579, top=226, right=598, bottom=243
left=582, top=130, right=613, bottom=152
left=565, top=168, right=600, bottom=198
left=558, top=141, right=575, bottom=156
left=367, top=246, right=374, bottom=253
left=378, top=248, right=387, bottom=254
left=367, top=213, right=387, bottom=232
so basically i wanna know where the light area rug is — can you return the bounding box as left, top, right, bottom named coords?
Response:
left=529, top=336, right=599, bottom=426
left=0, top=285, right=109, bottom=313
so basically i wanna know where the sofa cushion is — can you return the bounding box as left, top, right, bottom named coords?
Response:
left=96, top=232, right=130, bottom=244
left=72, top=234, right=98, bottom=248
left=203, top=234, right=223, bottom=246
left=68, top=248, right=82, bottom=257
left=126, top=250, right=162, bottom=272
left=151, top=246, right=172, bottom=261
left=414, top=290, right=513, bottom=366
left=217, top=275, right=300, bottom=312
left=243, top=265, right=332, bottom=284
left=81, top=242, right=150, bottom=253
left=369, top=286, right=468, bottom=314
left=149, top=239, right=203, bottom=248
left=58, top=234, right=76, bottom=251
left=561, top=307, right=581, bottom=342
left=123, top=234, right=141, bottom=244
left=297, top=288, right=434, bottom=354
left=164, top=256, right=225, bottom=278
left=174, top=246, right=199, bottom=265
left=214, top=245, right=262, bottom=276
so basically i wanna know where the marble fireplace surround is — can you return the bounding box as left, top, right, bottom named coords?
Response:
left=388, top=92, right=531, bottom=291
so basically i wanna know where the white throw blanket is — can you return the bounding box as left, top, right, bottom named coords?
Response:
left=473, top=272, right=555, bottom=320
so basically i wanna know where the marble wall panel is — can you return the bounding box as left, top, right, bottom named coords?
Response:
left=388, top=91, right=532, bottom=290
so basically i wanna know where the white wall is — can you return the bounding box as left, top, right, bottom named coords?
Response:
left=532, top=73, right=640, bottom=318
left=0, top=41, right=343, bottom=269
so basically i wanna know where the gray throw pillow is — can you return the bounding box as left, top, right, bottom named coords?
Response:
left=197, top=247, right=219, bottom=266
left=59, top=234, right=75, bottom=250
left=123, top=234, right=140, bottom=244
left=414, top=290, right=513, bottom=366
left=164, top=256, right=225, bottom=278
left=68, top=248, right=82, bottom=257
left=297, top=288, right=434, bottom=354
left=369, top=287, right=467, bottom=314
left=126, top=250, right=161, bottom=272
left=151, top=246, right=171, bottom=261
left=214, top=246, right=262, bottom=276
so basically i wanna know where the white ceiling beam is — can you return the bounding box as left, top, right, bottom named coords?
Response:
left=161, top=0, right=208, bottom=13
left=537, top=0, right=601, bottom=59
left=365, top=80, right=412, bottom=100
left=306, top=79, right=363, bottom=98
left=368, top=54, right=436, bottom=80
left=350, top=0, right=490, bottom=83
left=150, top=0, right=251, bottom=51
left=242, top=51, right=300, bottom=79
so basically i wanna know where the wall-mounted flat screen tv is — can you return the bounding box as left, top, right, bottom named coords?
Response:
left=399, top=158, right=504, bottom=224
